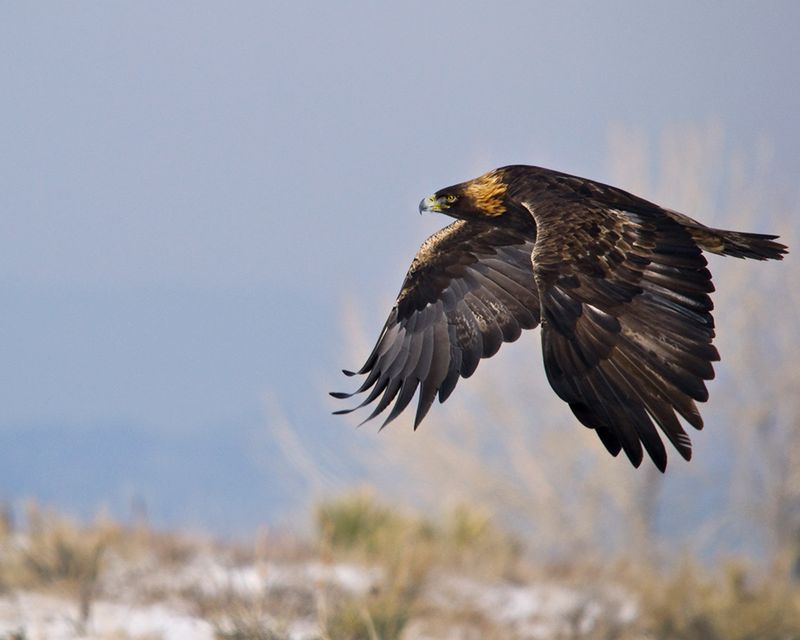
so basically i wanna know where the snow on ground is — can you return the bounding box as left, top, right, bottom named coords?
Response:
left=429, top=575, right=637, bottom=638
left=0, top=591, right=213, bottom=640
left=0, top=555, right=637, bottom=639
left=113, top=553, right=382, bottom=600
left=0, top=554, right=382, bottom=640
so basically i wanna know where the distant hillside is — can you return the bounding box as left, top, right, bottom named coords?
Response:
left=0, top=424, right=307, bottom=533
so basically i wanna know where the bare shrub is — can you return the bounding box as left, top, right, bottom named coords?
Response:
left=8, top=502, right=118, bottom=633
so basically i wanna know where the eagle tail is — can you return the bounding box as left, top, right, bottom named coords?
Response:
left=688, top=227, right=787, bottom=261
left=661, top=208, right=787, bottom=260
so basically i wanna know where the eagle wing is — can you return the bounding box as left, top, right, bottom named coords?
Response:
left=522, top=185, right=719, bottom=471
left=332, top=219, right=540, bottom=428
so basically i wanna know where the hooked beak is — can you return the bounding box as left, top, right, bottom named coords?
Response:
left=418, top=194, right=442, bottom=214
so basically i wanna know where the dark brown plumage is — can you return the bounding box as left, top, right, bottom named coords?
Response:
left=332, top=165, right=787, bottom=471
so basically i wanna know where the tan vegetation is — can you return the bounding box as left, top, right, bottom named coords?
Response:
left=0, top=502, right=118, bottom=634
left=4, top=493, right=800, bottom=639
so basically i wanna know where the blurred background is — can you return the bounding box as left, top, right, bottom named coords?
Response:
left=1, top=1, right=798, bottom=559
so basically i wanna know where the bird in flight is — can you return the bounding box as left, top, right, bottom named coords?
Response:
left=332, top=165, right=786, bottom=471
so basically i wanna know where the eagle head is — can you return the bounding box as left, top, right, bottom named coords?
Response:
left=419, top=169, right=509, bottom=220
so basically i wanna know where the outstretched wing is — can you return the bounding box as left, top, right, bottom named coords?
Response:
left=332, top=219, right=540, bottom=428
left=522, top=188, right=719, bottom=471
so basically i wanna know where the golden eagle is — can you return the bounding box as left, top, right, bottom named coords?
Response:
left=332, top=165, right=787, bottom=471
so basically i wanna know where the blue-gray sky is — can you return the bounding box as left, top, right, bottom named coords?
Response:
left=2, top=2, right=799, bottom=531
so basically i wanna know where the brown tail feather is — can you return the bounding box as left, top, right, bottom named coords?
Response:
left=688, top=227, right=787, bottom=261
left=662, top=208, right=788, bottom=260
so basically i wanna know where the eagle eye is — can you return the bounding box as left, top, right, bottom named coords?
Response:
left=445, top=194, right=457, bottom=203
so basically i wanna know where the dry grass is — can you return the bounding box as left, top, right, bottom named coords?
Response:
left=2, top=497, right=800, bottom=639
left=630, top=559, right=800, bottom=640
left=3, top=502, right=119, bottom=632
left=314, top=490, right=496, bottom=639
left=312, top=490, right=530, bottom=638
left=312, top=491, right=800, bottom=639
